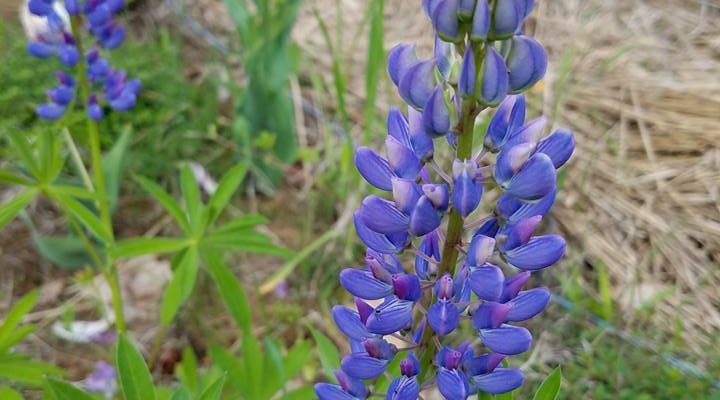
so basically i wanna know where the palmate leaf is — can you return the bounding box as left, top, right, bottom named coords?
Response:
left=204, top=250, right=252, bottom=334
left=175, top=347, right=199, bottom=395
left=102, top=126, right=132, bottom=212
left=0, top=188, right=37, bottom=230
left=117, top=334, right=156, bottom=400
left=261, top=339, right=284, bottom=398
left=180, top=164, right=202, bottom=233
left=113, top=237, right=191, bottom=259
left=311, top=329, right=340, bottom=383
left=198, top=374, right=225, bottom=400
left=203, top=231, right=291, bottom=258
left=210, top=214, right=267, bottom=237
left=206, top=162, right=248, bottom=226
left=53, top=193, right=112, bottom=243
left=31, top=234, right=95, bottom=270
left=242, top=332, right=263, bottom=399
left=0, top=354, right=64, bottom=385
left=170, top=387, right=193, bottom=400
left=0, top=290, right=38, bottom=349
left=161, top=246, right=199, bottom=325
left=208, top=346, right=248, bottom=397
left=134, top=175, right=191, bottom=234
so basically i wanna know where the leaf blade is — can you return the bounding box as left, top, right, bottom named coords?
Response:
left=116, top=334, right=156, bottom=400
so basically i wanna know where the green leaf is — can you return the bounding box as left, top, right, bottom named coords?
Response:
left=261, top=339, right=284, bottom=398
left=0, top=170, right=32, bottom=186
left=532, top=366, right=562, bottom=400
left=283, top=340, right=312, bottom=381
left=0, top=290, right=38, bottom=349
left=46, top=378, right=95, bottom=400
left=47, top=185, right=97, bottom=200
left=206, top=162, right=247, bottom=225
left=175, top=347, right=198, bottom=395
left=204, top=250, right=252, bottom=334
left=203, top=232, right=291, bottom=258
left=114, top=237, right=190, bottom=259
left=0, top=386, right=24, bottom=400
left=102, top=127, right=132, bottom=212
left=116, top=334, right=156, bottom=400
left=198, top=374, right=225, bottom=400
left=134, top=175, right=191, bottom=234
left=0, top=188, right=37, bottom=231
left=210, top=215, right=268, bottom=236
left=311, top=329, right=340, bottom=382
left=180, top=164, right=202, bottom=232
left=478, top=392, right=494, bottom=400
left=0, top=325, right=36, bottom=354
left=7, top=131, right=40, bottom=179
left=54, top=194, right=112, bottom=243
left=161, top=246, right=199, bottom=325
left=496, top=390, right=515, bottom=400
left=170, top=387, right=193, bottom=400
left=31, top=234, right=95, bottom=270
left=0, top=355, right=63, bottom=385
left=208, top=346, right=247, bottom=397
left=242, top=333, right=263, bottom=399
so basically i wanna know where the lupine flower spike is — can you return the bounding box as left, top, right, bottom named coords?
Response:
left=317, top=0, right=574, bottom=399
left=24, top=0, right=139, bottom=120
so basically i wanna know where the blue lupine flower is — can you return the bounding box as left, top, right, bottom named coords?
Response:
left=325, top=1, right=574, bottom=397
left=27, top=0, right=138, bottom=121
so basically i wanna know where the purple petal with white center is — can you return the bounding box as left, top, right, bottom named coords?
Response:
left=359, top=195, right=409, bottom=234
left=355, top=147, right=395, bottom=191
left=480, top=325, right=532, bottom=355
left=386, top=136, right=421, bottom=179
left=478, top=46, right=509, bottom=106
left=505, top=116, right=547, bottom=149
left=332, top=305, right=371, bottom=341
left=452, top=164, right=482, bottom=218
left=423, top=85, right=452, bottom=137
left=464, top=353, right=505, bottom=376
left=422, top=184, right=449, bottom=211
left=491, top=0, right=522, bottom=39
left=458, top=44, right=476, bottom=98
left=407, top=107, right=434, bottom=160
left=505, top=234, right=565, bottom=270
left=494, top=142, right=537, bottom=185
left=468, top=264, right=504, bottom=301
left=507, top=35, right=548, bottom=93
left=428, top=299, right=460, bottom=336
left=339, top=269, right=394, bottom=300
left=504, top=153, right=556, bottom=201
left=473, top=368, right=524, bottom=394
left=386, top=376, right=419, bottom=400
left=535, top=128, right=575, bottom=168
left=501, top=272, right=531, bottom=302
left=366, top=298, right=414, bottom=335
left=505, top=189, right=556, bottom=224
left=354, top=212, right=404, bottom=254
left=470, top=0, right=490, bottom=41
left=437, top=367, right=469, bottom=400
left=472, top=302, right=511, bottom=329
left=399, top=59, right=437, bottom=110
left=408, top=196, right=441, bottom=236
left=501, top=215, right=542, bottom=250
left=341, top=354, right=390, bottom=380
left=507, top=287, right=551, bottom=321
left=467, top=234, right=496, bottom=267
left=387, top=44, right=418, bottom=87
left=387, top=108, right=412, bottom=148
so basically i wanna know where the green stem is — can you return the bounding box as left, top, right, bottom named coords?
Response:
left=416, top=98, right=480, bottom=383
left=69, top=16, right=126, bottom=334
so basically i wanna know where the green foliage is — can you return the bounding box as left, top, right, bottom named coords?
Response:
left=533, top=367, right=562, bottom=400
left=125, top=163, right=291, bottom=325
left=116, top=334, right=156, bottom=400
left=311, top=329, right=340, bottom=383
left=224, top=0, right=301, bottom=189
left=0, top=291, right=64, bottom=387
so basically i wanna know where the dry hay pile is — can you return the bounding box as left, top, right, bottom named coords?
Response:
left=161, top=0, right=720, bottom=360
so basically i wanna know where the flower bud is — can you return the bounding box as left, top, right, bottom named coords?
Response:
left=400, top=354, right=420, bottom=377
left=27, top=41, right=54, bottom=58
left=392, top=274, right=422, bottom=301
left=436, top=273, right=455, bottom=299
left=387, top=44, right=418, bottom=87
left=477, top=46, right=509, bottom=106
left=432, top=0, right=462, bottom=43
left=535, top=128, right=575, bottom=168
left=458, top=0, right=475, bottom=19
left=422, top=184, right=449, bottom=211
left=422, top=85, right=453, bottom=137
left=485, top=94, right=526, bottom=152
left=506, top=35, right=547, bottom=93
left=399, top=59, right=438, bottom=110
left=452, top=159, right=483, bottom=217
left=491, top=0, right=522, bottom=39
left=458, top=44, right=476, bottom=98
left=467, top=234, right=496, bottom=266
left=428, top=299, right=460, bottom=336
left=470, top=0, right=490, bottom=42
left=408, top=196, right=441, bottom=236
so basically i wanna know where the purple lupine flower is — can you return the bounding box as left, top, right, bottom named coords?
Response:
left=85, top=361, right=117, bottom=398
left=25, top=0, right=138, bottom=121
left=323, top=1, right=575, bottom=398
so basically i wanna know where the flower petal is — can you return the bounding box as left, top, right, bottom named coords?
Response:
left=480, top=325, right=532, bottom=355
left=504, top=235, right=565, bottom=270
left=340, top=269, right=394, bottom=300
left=507, top=287, right=550, bottom=321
